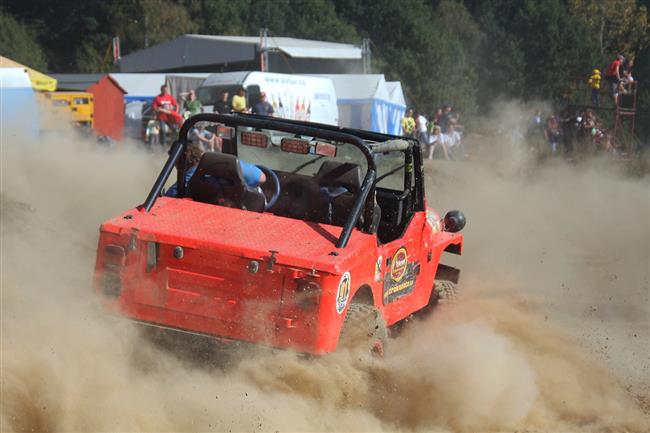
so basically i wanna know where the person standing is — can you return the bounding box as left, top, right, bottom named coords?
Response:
left=182, top=90, right=202, bottom=117
left=587, top=69, right=601, bottom=108
left=152, top=84, right=183, bottom=145
left=439, top=105, right=453, bottom=133
left=401, top=109, right=415, bottom=138
left=253, top=92, right=274, bottom=116
left=604, top=55, right=624, bottom=97
left=214, top=91, right=231, bottom=114
left=544, top=115, right=561, bottom=154
left=231, top=87, right=248, bottom=113
left=415, top=111, right=428, bottom=146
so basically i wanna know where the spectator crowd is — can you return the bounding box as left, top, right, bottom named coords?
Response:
left=400, top=104, right=466, bottom=160
left=149, top=54, right=637, bottom=161
left=148, top=84, right=277, bottom=147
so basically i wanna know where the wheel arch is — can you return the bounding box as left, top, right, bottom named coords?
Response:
left=351, top=284, right=374, bottom=306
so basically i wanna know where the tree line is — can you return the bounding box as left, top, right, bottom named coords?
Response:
left=2, top=0, right=649, bottom=120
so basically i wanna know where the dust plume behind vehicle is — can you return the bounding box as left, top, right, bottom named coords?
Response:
left=1, top=109, right=648, bottom=431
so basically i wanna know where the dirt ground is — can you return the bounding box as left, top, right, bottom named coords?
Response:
left=1, top=130, right=649, bottom=432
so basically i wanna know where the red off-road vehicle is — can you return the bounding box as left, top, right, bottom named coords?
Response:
left=94, top=114, right=465, bottom=354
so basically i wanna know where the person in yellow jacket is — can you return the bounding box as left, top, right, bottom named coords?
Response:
left=587, top=69, right=601, bottom=108
left=401, top=108, right=416, bottom=137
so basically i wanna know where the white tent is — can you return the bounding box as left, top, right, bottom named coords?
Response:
left=1, top=68, right=41, bottom=139
left=313, top=74, right=406, bottom=135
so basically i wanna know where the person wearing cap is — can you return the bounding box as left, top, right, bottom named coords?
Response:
left=587, top=69, right=601, bottom=108
left=232, top=87, right=248, bottom=113
left=253, top=91, right=275, bottom=116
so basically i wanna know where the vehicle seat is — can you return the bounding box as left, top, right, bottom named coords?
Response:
left=271, top=172, right=323, bottom=221
left=317, top=161, right=381, bottom=229
left=188, top=152, right=266, bottom=212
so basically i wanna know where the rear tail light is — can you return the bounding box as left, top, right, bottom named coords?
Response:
left=217, top=125, right=234, bottom=138
left=240, top=131, right=269, bottom=148
left=281, top=138, right=310, bottom=154
left=102, top=244, right=125, bottom=298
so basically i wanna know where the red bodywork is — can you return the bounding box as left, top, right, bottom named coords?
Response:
left=95, top=195, right=462, bottom=354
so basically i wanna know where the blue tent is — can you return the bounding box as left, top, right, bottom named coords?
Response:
left=314, top=74, right=406, bottom=135
left=1, top=68, right=41, bottom=140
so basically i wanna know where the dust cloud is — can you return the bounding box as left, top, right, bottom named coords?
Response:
left=1, top=117, right=649, bottom=432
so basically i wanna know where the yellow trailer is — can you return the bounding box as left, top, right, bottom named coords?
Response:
left=43, top=92, right=94, bottom=128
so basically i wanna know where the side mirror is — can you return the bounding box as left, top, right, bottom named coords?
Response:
left=444, top=210, right=466, bottom=233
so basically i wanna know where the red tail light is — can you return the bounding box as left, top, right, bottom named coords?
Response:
left=102, top=244, right=125, bottom=298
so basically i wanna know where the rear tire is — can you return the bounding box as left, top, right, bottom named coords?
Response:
left=434, top=279, right=458, bottom=304
left=338, top=304, right=388, bottom=355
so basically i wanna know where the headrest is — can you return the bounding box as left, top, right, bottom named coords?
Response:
left=316, top=161, right=362, bottom=193
left=194, top=152, right=242, bottom=184
left=188, top=152, right=265, bottom=212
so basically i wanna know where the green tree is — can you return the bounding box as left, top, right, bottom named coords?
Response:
left=468, top=0, right=527, bottom=108
left=186, top=0, right=358, bottom=43
left=0, top=9, right=48, bottom=71
left=111, top=0, right=198, bottom=57
left=568, top=0, right=650, bottom=58
left=428, top=0, right=483, bottom=113
left=512, top=0, right=598, bottom=100
left=336, top=0, right=481, bottom=114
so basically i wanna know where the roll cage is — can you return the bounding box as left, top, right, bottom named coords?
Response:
left=141, top=113, right=425, bottom=249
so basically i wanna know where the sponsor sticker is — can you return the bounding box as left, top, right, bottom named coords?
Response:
left=336, top=272, right=351, bottom=314
left=390, top=247, right=408, bottom=282
left=383, top=247, right=417, bottom=304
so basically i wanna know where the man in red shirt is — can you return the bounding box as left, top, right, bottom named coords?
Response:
left=604, top=55, right=624, bottom=96
left=152, top=84, right=184, bottom=145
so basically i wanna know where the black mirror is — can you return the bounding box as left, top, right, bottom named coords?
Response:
left=444, top=210, right=466, bottom=233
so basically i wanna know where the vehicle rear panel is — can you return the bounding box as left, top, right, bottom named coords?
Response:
left=95, top=198, right=376, bottom=352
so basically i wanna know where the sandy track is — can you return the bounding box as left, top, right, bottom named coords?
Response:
left=1, top=134, right=648, bottom=432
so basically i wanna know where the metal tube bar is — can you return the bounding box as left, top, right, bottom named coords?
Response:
left=141, top=140, right=184, bottom=211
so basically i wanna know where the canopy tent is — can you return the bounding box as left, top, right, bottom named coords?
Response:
left=0, top=56, right=57, bottom=92
left=313, top=74, right=406, bottom=135
left=0, top=67, right=41, bottom=139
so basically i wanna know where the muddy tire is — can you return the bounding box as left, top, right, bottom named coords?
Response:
left=338, top=304, right=388, bottom=355
left=434, top=279, right=458, bottom=304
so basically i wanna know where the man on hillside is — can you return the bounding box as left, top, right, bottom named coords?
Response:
left=587, top=69, right=601, bottom=108
left=152, top=84, right=183, bottom=145
left=604, top=55, right=624, bottom=97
